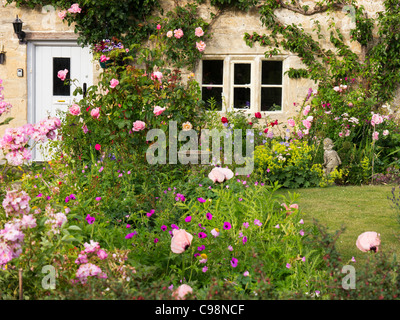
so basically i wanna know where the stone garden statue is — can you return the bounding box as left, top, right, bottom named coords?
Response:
left=323, top=138, right=341, bottom=175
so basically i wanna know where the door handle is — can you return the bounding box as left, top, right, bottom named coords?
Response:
left=83, top=83, right=87, bottom=97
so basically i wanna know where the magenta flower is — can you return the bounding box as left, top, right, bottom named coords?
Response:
left=95, top=197, right=101, bottom=201
left=254, top=219, right=262, bottom=226
left=223, top=222, right=232, bottom=230
left=85, top=214, right=95, bottom=224
left=65, top=196, right=70, bottom=203
left=161, top=225, right=167, bottom=231
left=286, top=263, right=291, bottom=269
left=242, top=236, right=248, bottom=244
left=243, top=222, right=249, bottom=228
left=185, top=216, right=192, bottom=223
left=126, top=224, right=131, bottom=228
left=147, top=209, right=155, bottom=217
left=206, top=212, right=212, bottom=220
left=125, top=231, right=137, bottom=239
left=198, top=232, right=207, bottom=239
left=154, top=238, right=159, bottom=244
left=171, top=224, right=179, bottom=230
left=231, top=257, right=238, bottom=268
left=198, top=245, right=205, bottom=251
left=202, top=266, right=208, bottom=273
left=299, top=230, right=305, bottom=236
left=197, top=197, right=206, bottom=203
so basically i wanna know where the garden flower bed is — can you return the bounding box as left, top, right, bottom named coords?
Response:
left=2, top=0, right=400, bottom=302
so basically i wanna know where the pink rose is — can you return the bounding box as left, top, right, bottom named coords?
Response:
left=303, top=105, right=311, bottom=116
left=172, top=284, right=193, bottom=300
left=195, top=27, right=204, bottom=37
left=196, top=41, right=206, bottom=52
left=132, top=120, right=146, bottom=132
left=58, top=10, right=67, bottom=19
left=302, top=119, right=312, bottom=130
left=69, top=104, right=81, bottom=116
left=371, top=113, right=383, bottom=126
left=68, top=3, right=81, bottom=13
left=110, top=79, right=119, bottom=88
left=100, top=55, right=109, bottom=63
left=170, top=229, right=193, bottom=254
left=153, top=106, right=166, bottom=116
left=91, top=107, right=100, bottom=119
left=57, top=69, right=68, bottom=81
left=287, top=119, right=295, bottom=127
left=356, top=231, right=381, bottom=252
left=166, top=30, right=173, bottom=38
left=174, top=29, right=184, bottom=39
left=151, top=71, right=163, bottom=83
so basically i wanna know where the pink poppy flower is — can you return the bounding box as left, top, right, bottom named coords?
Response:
left=208, top=167, right=234, bottom=183
left=172, top=284, right=193, bottom=300
left=132, top=120, right=146, bottom=132
left=57, top=69, right=68, bottom=81
left=356, top=231, right=381, bottom=252
left=170, top=229, right=193, bottom=254
left=110, top=79, right=119, bottom=89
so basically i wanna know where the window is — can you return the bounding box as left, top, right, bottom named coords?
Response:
left=200, top=56, right=283, bottom=112
left=53, top=57, right=70, bottom=96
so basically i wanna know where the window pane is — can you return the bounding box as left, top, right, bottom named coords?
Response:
left=233, top=88, right=250, bottom=109
left=202, top=60, right=223, bottom=85
left=202, top=87, right=223, bottom=110
left=53, top=57, right=70, bottom=96
left=262, top=61, right=282, bottom=85
left=261, top=87, right=282, bottom=111
left=234, top=63, right=251, bottom=85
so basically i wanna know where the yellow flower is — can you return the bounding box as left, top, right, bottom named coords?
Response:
left=200, top=253, right=208, bottom=260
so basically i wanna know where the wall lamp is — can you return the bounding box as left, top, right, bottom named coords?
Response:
left=0, top=43, right=5, bottom=64
left=13, top=15, right=26, bottom=44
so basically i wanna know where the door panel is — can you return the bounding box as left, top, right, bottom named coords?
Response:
left=32, top=43, right=93, bottom=161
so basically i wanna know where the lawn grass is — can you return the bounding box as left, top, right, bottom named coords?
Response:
left=278, top=184, right=400, bottom=264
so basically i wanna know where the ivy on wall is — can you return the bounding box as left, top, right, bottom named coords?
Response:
left=7, top=0, right=159, bottom=46
left=244, top=0, right=400, bottom=107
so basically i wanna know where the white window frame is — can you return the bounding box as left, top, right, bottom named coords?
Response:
left=197, top=55, right=285, bottom=114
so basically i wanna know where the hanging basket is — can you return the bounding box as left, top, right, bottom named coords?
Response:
left=99, top=59, right=113, bottom=69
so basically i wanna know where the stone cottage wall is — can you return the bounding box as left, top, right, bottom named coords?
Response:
left=0, top=0, right=396, bottom=140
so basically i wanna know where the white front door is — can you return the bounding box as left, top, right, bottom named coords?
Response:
left=28, top=41, right=93, bottom=161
